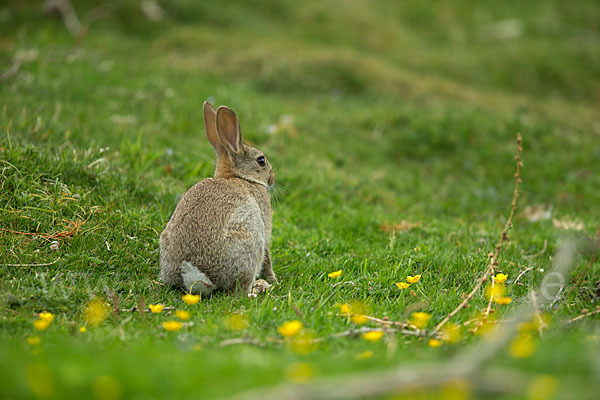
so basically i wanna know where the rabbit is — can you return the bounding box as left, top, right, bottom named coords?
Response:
left=159, top=101, right=276, bottom=296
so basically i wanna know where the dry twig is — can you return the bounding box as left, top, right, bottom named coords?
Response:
left=529, top=290, right=545, bottom=335
left=1, top=258, right=61, bottom=267
left=432, top=133, right=523, bottom=336
left=220, top=338, right=265, bottom=348
left=0, top=212, right=92, bottom=241
left=563, top=307, right=600, bottom=325
left=512, top=266, right=533, bottom=286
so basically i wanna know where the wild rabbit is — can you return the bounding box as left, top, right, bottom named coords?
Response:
left=159, top=102, right=276, bottom=296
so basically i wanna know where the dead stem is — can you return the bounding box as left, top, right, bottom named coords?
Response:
left=0, top=211, right=93, bottom=241
left=1, top=258, right=61, bottom=267
left=432, top=134, right=523, bottom=337
left=512, top=266, right=534, bottom=286
left=563, top=307, right=600, bottom=324
left=530, top=290, right=545, bottom=335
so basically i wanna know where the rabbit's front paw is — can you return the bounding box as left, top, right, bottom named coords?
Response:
left=251, top=279, right=271, bottom=295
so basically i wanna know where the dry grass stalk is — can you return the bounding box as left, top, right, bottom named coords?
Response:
left=0, top=213, right=92, bottom=241
left=432, top=133, right=523, bottom=337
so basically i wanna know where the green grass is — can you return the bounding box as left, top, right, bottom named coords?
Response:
left=1, top=1, right=599, bottom=399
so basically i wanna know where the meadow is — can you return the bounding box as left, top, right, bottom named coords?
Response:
left=1, top=1, right=599, bottom=399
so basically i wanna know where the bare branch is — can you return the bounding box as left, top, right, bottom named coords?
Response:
left=0, top=258, right=60, bottom=267
left=432, top=133, right=523, bottom=336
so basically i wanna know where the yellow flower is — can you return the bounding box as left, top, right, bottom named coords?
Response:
left=226, top=313, right=249, bottom=330
left=175, top=310, right=191, bottom=320
left=38, top=312, right=55, bottom=322
left=356, top=350, right=373, bottom=360
left=328, top=269, right=342, bottom=278
left=351, top=314, right=368, bottom=325
left=486, top=283, right=506, bottom=301
left=396, top=282, right=411, bottom=289
left=428, top=338, right=442, bottom=347
left=278, top=320, right=303, bottom=337
left=339, top=303, right=351, bottom=314
left=33, top=319, right=51, bottom=331
left=493, top=273, right=508, bottom=284
left=510, top=334, right=536, bottom=358
left=162, top=321, right=183, bottom=332
left=182, top=294, right=200, bottom=305
left=25, top=364, right=54, bottom=399
left=495, top=296, right=512, bottom=305
left=406, top=275, right=421, bottom=284
left=84, top=300, right=109, bottom=326
left=440, top=379, right=471, bottom=400
left=474, top=318, right=498, bottom=337
left=27, top=336, right=41, bottom=346
left=527, top=375, right=557, bottom=400
left=79, top=326, right=86, bottom=333
left=441, top=323, right=462, bottom=344
left=285, top=362, right=314, bottom=384
left=362, top=330, right=384, bottom=341
left=149, top=304, right=165, bottom=314
left=290, top=331, right=318, bottom=354
left=411, top=312, right=431, bottom=328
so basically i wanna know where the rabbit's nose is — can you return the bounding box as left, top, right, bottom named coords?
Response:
left=268, top=170, right=275, bottom=187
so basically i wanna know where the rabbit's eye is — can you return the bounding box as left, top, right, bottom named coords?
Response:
left=256, top=156, right=266, bottom=167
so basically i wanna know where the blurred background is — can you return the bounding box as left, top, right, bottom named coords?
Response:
left=2, top=0, right=598, bottom=215
left=4, top=0, right=599, bottom=104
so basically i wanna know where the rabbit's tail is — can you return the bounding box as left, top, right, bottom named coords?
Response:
left=181, top=261, right=216, bottom=296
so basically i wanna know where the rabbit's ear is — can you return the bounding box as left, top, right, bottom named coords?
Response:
left=203, top=101, right=223, bottom=153
left=216, top=106, right=243, bottom=154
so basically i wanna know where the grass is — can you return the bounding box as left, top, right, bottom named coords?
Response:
left=1, top=1, right=599, bottom=399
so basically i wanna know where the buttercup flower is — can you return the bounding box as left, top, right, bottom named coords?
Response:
left=527, top=375, right=557, bottom=400
left=411, top=312, right=431, bottom=328
left=396, top=282, right=411, bottom=289
left=290, top=331, right=318, bottom=354
left=79, top=326, right=86, bottom=333
left=351, top=314, right=368, bottom=325
left=84, top=300, right=109, bottom=326
left=182, top=294, right=200, bottom=305
left=278, top=320, right=303, bottom=337
left=493, top=273, right=508, bottom=284
left=362, top=330, right=384, bottom=341
left=33, top=319, right=51, bottom=331
left=339, top=303, right=351, bottom=314
left=486, top=283, right=506, bottom=301
left=27, top=336, right=41, bottom=346
left=285, top=363, right=314, bottom=383
left=356, top=350, right=373, bottom=360
left=162, top=321, right=183, bottom=332
left=38, top=312, right=55, bottom=322
left=441, top=323, right=462, bottom=343
left=428, top=339, right=442, bottom=347
left=175, top=310, right=191, bottom=320
left=149, top=304, right=165, bottom=314
left=495, top=296, right=512, bottom=305
left=510, top=334, right=536, bottom=358
left=226, top=313, right=249, bottom=330
left=328, top=269, right=342, bottom=278
left=406, top=275, right=421, bottom=284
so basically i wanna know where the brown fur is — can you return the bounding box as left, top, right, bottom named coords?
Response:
left=159, top=102, right=276, bottom=295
